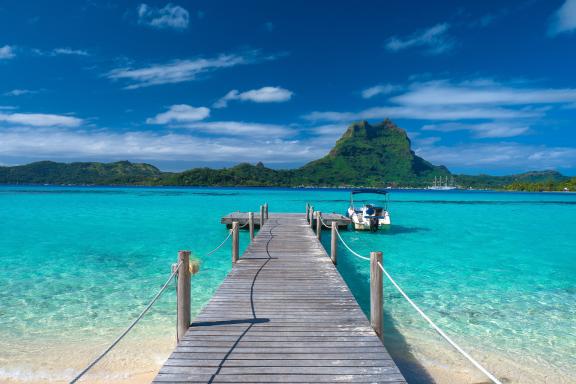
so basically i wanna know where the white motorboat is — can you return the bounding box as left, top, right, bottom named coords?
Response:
left=346, top=189, right=391, bottom=231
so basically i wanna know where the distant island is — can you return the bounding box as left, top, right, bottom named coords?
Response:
left=0, top=119, right=573, bottom=191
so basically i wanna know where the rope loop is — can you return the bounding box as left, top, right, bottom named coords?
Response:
left=334, top=227, right=370, bottom=261
left=205, top=231, right=232, bottom=256
left=318, top=214, right=332, bottom=229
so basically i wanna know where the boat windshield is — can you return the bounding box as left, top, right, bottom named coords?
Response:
left=350, top=190, right=389, bottom=211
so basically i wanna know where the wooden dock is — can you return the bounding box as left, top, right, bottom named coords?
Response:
left=154, top=213, right=406, bottom=383
left=221, top=211, right=351, bottom=229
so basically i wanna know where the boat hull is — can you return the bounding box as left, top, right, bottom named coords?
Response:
left=348, top=207, right=391, bottom=230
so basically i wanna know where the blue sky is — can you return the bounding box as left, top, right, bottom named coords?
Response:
left=1, top=0, right=576, bottom=175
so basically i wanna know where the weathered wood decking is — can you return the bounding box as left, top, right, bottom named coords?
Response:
left=154, top=213, right=406, bottom=383
left=221, top=212, right=351, bottom=229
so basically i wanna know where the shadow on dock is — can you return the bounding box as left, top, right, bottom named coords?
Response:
left=325, top=236, right=437, bottom=384
left=190, top=318, right=270, bottom=327
left=203, top=221, right=277, bottom=384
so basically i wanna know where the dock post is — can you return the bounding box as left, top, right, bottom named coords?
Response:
left=305, top=203, right=310, bottom=223
left=309, top=207, right=314, bottom=228
left=232, top=221, right=239, bottom=264
left=177, top=250, right=191, bottom=343
left=331, top=222, right=337, bottom=265
left=370, top=251, right=383, bottom=342
left=316, top=211, right=322, bottom=240
left=260, top=205, right=265, bottom=227
left=248, top=212, right=254, bottom=241
left=264, top=203, right=269, bottom=221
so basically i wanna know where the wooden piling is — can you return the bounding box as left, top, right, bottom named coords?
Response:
left=370, top=251, right=383, bottom=342
left=260, top=205, right=265, bottom=226
left=232, top=221, right=239, bottom=264
left=156, top=215, right=407, bottom=384
left=248, top=212, right=254, bottom=241
left=331, top=222, right=337, bottom=265
left=264, top=203, right=269, bottom=220
left=316, top=211, right=322, bottom=240
left=177, top=250, right=191, bottom=343
left=305, top=203, right=310, bottom=223
left=309, top=207, right=314, bottom=228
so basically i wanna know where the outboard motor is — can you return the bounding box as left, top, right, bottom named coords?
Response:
left=369, top=217, right=379, bottom=232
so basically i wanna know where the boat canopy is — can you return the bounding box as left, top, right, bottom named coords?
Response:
left=351, top=189, right=388, bottom=195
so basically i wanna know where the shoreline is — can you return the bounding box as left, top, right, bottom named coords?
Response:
left=2, top=327, right=575, bottom=384
left=386, top=327, right=576, bottom=384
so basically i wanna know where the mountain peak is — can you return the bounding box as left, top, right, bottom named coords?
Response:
left=343, top=119, right=408, bottom=140
left=299, top=119, right=449, bottom=186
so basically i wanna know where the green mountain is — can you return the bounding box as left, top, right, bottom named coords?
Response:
left=294, top=119, right=449, bottom=186
left=168, top=119, right=450, bottom=187
left=0, top=119, right=570, bottom=188
left=455, top=170, right=569, bottom=189
left=0, top=160, right=162, bottom=185
left=170, top=162, right=292, bottom=187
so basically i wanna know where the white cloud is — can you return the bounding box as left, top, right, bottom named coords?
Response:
left=415, top=142, right=576, bottom=170
left=0, top=112, right=82, bottom=127
left=2, top=124, right=572, bottom=171
left=412, top=136, right=441, bottom=146
left=0, top=45, right=15, bottom=60
left=306, top=124, right=349, bottom=147
left=361, top=84, right=399, bottom=99
left=385, top=23, right=455, bottom=55
left=183, top=121, right=294, bottom=137
left=51, top=47, right=89, bottom=56
left=107, top=51, right=271, bottom=89
left=304, top=105, right=541, bottom=122
left=29, top=47, right=90, bottom=57
left=214, top=86, right=293, bottom=108
left=422, top=122, right=531, bottom=138
left=138, top=3, right=189, bottom=30
left=549, top=0, right=576, bottom=35
left=306, top=78, right=576, bottom=122
left=146, top=104, right=210, bottom=124
left=146, top=105, right=294, bottom=137
left=392, top=80, right=576, bottom=106
left=3, top=89, right=39, bottom=97
left=0, top=127, right=320, bottom=164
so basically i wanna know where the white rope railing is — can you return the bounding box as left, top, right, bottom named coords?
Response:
left=205, top=230, right=232, bottom=256
left=334, top=227, right=370, bottom=261
left=318, top=214, right=332, bottom=229
left=333, top=229, right=502, bottom=384
left=70, top=230, right=233, bottom=383
left=70, top=260, right=182, bottom=383
left=376, top=261, right=503, bottom=384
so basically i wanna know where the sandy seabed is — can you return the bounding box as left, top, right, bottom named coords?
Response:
left=2, top=330, right=575, bottom=384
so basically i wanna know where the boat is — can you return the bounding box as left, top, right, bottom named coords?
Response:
left=346, top=189, right=391, bottom=231
left=428, top=176, right=457, bottom=190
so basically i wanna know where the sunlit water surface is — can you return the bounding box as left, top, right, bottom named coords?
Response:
left=0, top=186, right=574, bottom=383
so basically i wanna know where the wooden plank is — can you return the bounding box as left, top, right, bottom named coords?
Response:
left=221, top=212, right=351, bottom=229
left=154, top=213, right=406, bottom=383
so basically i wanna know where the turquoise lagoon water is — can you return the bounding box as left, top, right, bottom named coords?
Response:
left=0, top=186, right=575, bottom=383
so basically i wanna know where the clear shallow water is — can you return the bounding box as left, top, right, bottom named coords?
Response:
left=0, top=186, right=575, bottom=383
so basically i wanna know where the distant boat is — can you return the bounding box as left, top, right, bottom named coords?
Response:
left=346, top=189, right=391, bottom=231
left=428, top=176, right=457, bottom=190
